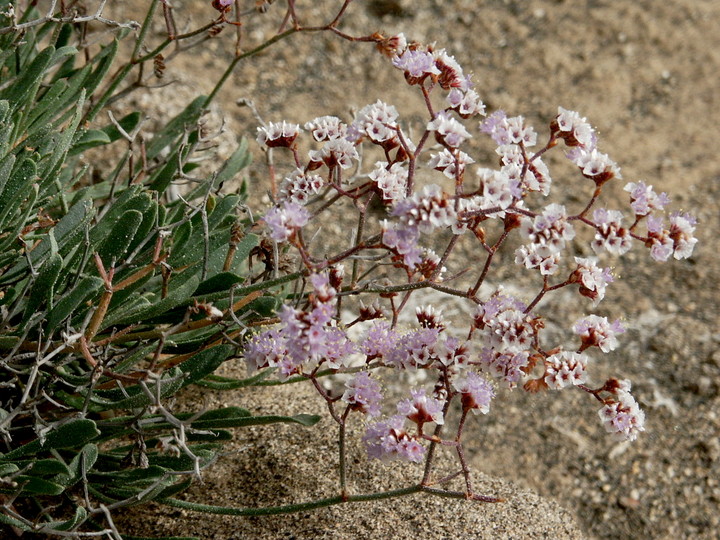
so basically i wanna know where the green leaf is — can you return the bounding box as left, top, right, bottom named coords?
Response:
left=12, top=476, right=65, bottom=495
left=193, top=271, right=246, bottom=296
left=146, top=96, right=206, bottom=161
left=45, top=506, right=88, bottom=532
left=80, top=39, right=118, bottom=97
left=197, top=369, right=273, bottom=390
left=121, top=535, right=198, bottom=540
left=167, top=196, right=240, bottom=269
left=0, top=155, right=36, bottom=230
left=79, top=367, right=185, bottom=411
left=0, top=511, right=31, bottom=532
left=45, top=275, right=103, bottom=333
left=178, top=345, right=233, bottom=388
left=0, top=154, right=16, bottom=200
left=25, top=62, right=89, bottom=133
left=215, top=413, right=321, bottom=428
left=186, top=429, right=232, bottom=442
left=126, top=198, right=158, bottom=255
left=144, top=449, right=217, bottom=472
left=233, top=232, right=259, bottom=265
left=0, top=198, right=94, bottom=284
left=103, top=270, right=200, bottom=328
left=0, top=419, right=100, bottom=460
left=87, top=186, right=146, bottom=246
left=94, top=465, right=167, bottom=484
left=97, top=209, right=144, bottom=264
left=55, top=443, right=98, bottom=487
left=69, top=128, right=111, bottom=155
left=147, top=478, right=195, bottom=506
left=23, top=252, right=63, bottom=321
left=26, top=458, right=71, bottom=476
left=148, top=146, right=182, bottom=194
left=0, top=100, right=13, bottom=156
left=37, top=88, right=85, bottom=191
left=0, top=45, right=53, bottom=107
left=102, top=111, right=142, bottom=143
left=0, top=462, right=19, bottom=476
left=214, top=138, right=251, bottom=187
left=0, top=181, right=38, bottom=255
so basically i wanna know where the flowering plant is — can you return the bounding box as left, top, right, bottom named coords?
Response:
left=0, top=0, right=697, bottom=536
left=244, top=30, right=697, bottom=503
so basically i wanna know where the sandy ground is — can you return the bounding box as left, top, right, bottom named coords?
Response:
left=101, top=1, right=720, bottom=538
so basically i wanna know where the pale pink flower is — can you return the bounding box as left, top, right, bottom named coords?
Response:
left=428, top=148, right=475, bottom=179
left=427, top=111, right=471, bottom=148
left=256, top=121, right=300, bottom=147
left=544, top=351, right=589, bottom=389
left=573, top=257, right=614, bottom=306
left=453, top=371, right=494, bottom=414
left=369, top=161, right=408, bottom=204
left=303, top=115, right=346, bottom=141
left=624, top=181, right=670, bottom=216
left=397, top=388, right=445, bottom=426
left=363, top=415, right=426, bottom=462
left=574, top=315, right=625, bottom=353
left=598, top=386, right=646, bottom=442
left=264, top=201, right=310, bottom=242
left=591, top=208, right=633, bottom=255
left=342, top=372, right=383, bottom=417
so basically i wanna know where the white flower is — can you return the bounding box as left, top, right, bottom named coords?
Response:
left=427, top=111, right=471, bottom=148
left=598, top=387, right=646, bottom=442
left=256, top=120, right=300, bottom=147
left=369, top=161, right=408, bottom=204
left=573, top=315, right=625, bottom=353
left=428, top=148, right=475, bottom=179
left=544, top=351, right=589, bottom=389
left=304, top=116, right=346, bottom=141
left=573, top=148, right=621, bottom=180
left=573, top=257, right=614, bottom=306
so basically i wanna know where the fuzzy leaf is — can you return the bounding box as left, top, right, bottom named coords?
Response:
left=44, top=506, right=88, bottom=532
left=214, top=138, right=252, bottom=186
left=0, top=147, right=15, bottom=193
left=178, top=345, right=233, bottom=388
left=102, top=111, right=142, bottom=143
left=197, top=369, right=273, bottom=390
left=13, top=476, right=65, bottom=495
left=0, top=512, right=31, bottom=532
left=55, top=443, right=98, bottom=487
left=219, top=413, right=322, bottom=428
left=87, top=186, right=147, bottom=247
left=23, top=252, right=63, bottom=321
left=0, top=155, right=36, bottom=230
left=1, top=419, right=99, bottom=460
left=102, top=270, right=200, bottom=328
left=97, top=209, right=144, bottom=264
left=69, top=128, right=111, bottom=155
left=37, top=89, right=85, bottom=191
left=0, top=198, right=94, bottom=284
left=146, top=96, right=206, bottom=161
left=0, top=462, right=19, bottom=476
left=26, top=458, right=71, bottom=477
left=193, top=271, right=246, bottom=296
left=80, top=368, right=185, bottom=412
left=0, top=45, right=53, bottom=107
left=45, top=275, right=104, bottom=333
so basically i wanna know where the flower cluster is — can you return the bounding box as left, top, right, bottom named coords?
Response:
left=244, top=272, right=355, bottom=378
left=598, top=381, right=646, bottom=442
left=247, top=31, right=698, bottom=468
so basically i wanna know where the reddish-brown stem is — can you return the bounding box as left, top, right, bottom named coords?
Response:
left=468, top=229, right=510, bottom=298
left=85, top=255, right=115, bottom=341
left=524, top=278, right=572, bottom=314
